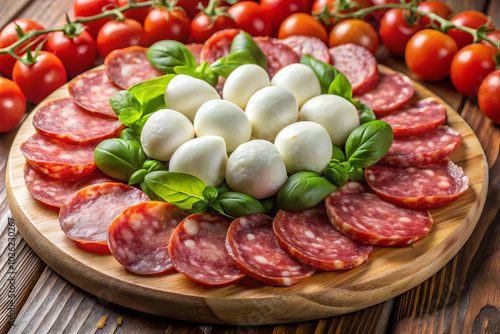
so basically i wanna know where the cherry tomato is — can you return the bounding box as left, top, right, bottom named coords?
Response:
left=228, top=1, right=272, bottom=37
left=416, top=1, right=452, bottom=27
left=478, top=69, right=500, bottom=124
left=117, top=0, right=151, bottom=25
left=46, top=30, right=98, bottom=78
left=450, top=43, right=497, bottom=97
left=13, top=51, right=67, bottom=104
left=74, top=0, right=118, bottom=38
left=190, top=11, right=238, bottom=43
left=0, top=19, right=46, bottom=78
left=312, top=0, right=370, bottom=32
left=177, top=0, right=210, bottom=20
left=405, top=29, right=458, bottom=81
left=448, top=11, right=494, bottom=50
left=379, top=8, right=422, bottom=56
left=260, top=0, right=308, bottom=35
left=328, top=19, right=378, bottom=55
left=96, top=19, right=148, bottom=57
left=370, top=0, right=411, bottom=23
left=481, top=30, right=500, bottom=48
left=278, top=13, right=328, bottom=44
left=0, top=78, right=26, bottom=133
left=144, top=8, right=191, bottom=45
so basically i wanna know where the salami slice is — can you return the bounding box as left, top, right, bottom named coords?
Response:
left=273, top=204, right=372, bottom=270
left=226, top=213, right=315, bottom=286
left=281, top=35, right=331, bottom=64
left=108, top=201, right=190, bottom=275
left=200, top=29, right=240, bottom=64
left=379, top=98, right=447, bottom=136
left=21, top=133, right=97, bottom=180
left=186, top=43, right=203, bottom=65
left=68, top=68, right=120, bottom=118
left=105, top=46, right=163, bottom=89
left=24, top=164, right=116, bottom=209
left=325, top=182, right=433, bottom=246
left=253, top=37, right=298, bottom=77
left=33, top=98, right=124, bottom=143
left=353, top=72, right=415, bottom=116
left=59, top=183, right=149, bottom=248
left=365, top=159, right=470, bottom=209
left=380, top=126, right=462, bottom=167
left=328, top=43, right=378, bottom=94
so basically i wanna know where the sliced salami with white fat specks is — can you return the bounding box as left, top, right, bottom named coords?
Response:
left=253, top=37, right=298, bottom=78
left=68, top=68, right=120, bottom=118
left=379, top=126, right=462, bottom=167
left=199, top=29, right=239, bottom=64
left=273, top=204, right=372, bottom=270
left=33, top=98, right=124, bottom=144
left=108, top=201, right=190, bottom=275
left=281, top=35, right=331, bottom=64
left=105, top=46, right=163, bottom=89
left=226, top=213, right=315, bottom=286
left=365, top=159, right=470, bottom=209
left=169, top=213, right=245, bottom=286
left=325, top=182, right=433, bottom=246
left=186, top=43, right=203, bottom=65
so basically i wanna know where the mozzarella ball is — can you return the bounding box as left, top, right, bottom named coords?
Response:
left=223, top=64, right=270, bottom=109
left=140, top=109, right=194, bottom=161
left=271, top=63, right=321, bottom=107
left=164, top=74, right=221, bottom=121
left=226, top=140, right=287, bottom=199
left=169, top=136, right=228, bottom=187
left=299, top=94, right=360, bottom=146
left=274, top=121, right=332, bottom=174
left=245, top=86, right=298, bottom=142
left=194, top=100, right=251, bottom=152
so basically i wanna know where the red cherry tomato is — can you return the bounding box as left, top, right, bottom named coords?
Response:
left=74, top=0, right=118, bottom=38
left=13, top=51, right=67, bottom=104
left=0, top=19, right=46, bottom=78
left=46, top=30, right=98, bottom=78
left=260, top=0, right=308, bottom=35
left=481, top=30, right=500, bottom=48
left=312, top=0, right=370, bottom=32
left=278, top=13, right=328, bottom=44
left=177, top=0, right=210, bottom=20
left=478, top=69, right=500, bottom=124
left=379, top=8, right=422, bottom=56
left=144, top=8, right=191, bottom=45
left=228, top=1, right=272, bottom=37
left=190, top=11, right=238, bottom=43
left=96, top=19, right=148, bottom=57
left=117, top=0, right=151, bottom=25
left=448, top=11, right=494, bottom=50
left=0, top=77, right=26, bottom=133
left=328, top=19, right=378, bottom=55
left=405, top=29, right=458, bottom=81
left=450, top=43, right=497, bottom=97
left=416, top=1, right=452, bottom=27
left=369, top=0, right=411, bottom=23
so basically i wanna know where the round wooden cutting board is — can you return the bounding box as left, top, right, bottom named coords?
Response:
left=6, top=65, right=488, bottom=325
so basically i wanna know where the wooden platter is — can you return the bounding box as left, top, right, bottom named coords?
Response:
left=6, top=65, right=488, bottom=325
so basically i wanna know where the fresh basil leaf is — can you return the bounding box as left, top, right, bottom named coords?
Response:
left=331, top=145, right=346, bottom=162
left=118, top=107, right=142, bottom=126
left=216, top=191, right=265, bottom=218
left=324, top=163, right=348, bottom=187
left=174, top=65, right=202, bottom=78
left=209, top=51, right=256, bottom=77
left=345, top=120, right=394, bottom=168
left=129, top=169, right=148, bottom=185
left=110, top=90, right=141, bottom=115
left=352, top=100, right=376, bottom=124
left=300, top=54, right=336, bottom=94
left=128, top=74, right=174, bottom=115
left=260, top=197, right=277, bottom=217
left=342, top=161, right=365, bottom=182
left=94, top=138, right=146, bottom=181
left=210, top=200, right=227, bottom=216
left=142, top=159, right=168, bottom=172
left=230, top=31, right=266, bottom=69
left=203, top=185, right=218, bottom=202
left=191, top=200, right=210, bottom=213
left=328, top=70, right=353, bottom=101
left=277, top=171, right=337, bottom=211
left=145, top=171, right=205, bottom=210
left=147, top=40, right=197, bottom=73
left=140, top=180, right=160, bottom=201
left=119, top=128, right=141, bottom=145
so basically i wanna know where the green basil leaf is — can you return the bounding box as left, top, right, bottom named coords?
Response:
left=203, top=185, right=218, bottom=202
left=174, top=65, right=202, bottom=78
left=345, top=120, right=394, bottom=168
left=342, top=161, right=365, bottom=182
left=128, top=74, right=174, bottom=115
left=94, top=138, right=146, bottom=181
left=324, top=163, right=348, bottom=188
left=230, top=31, right=266, bottom=69
left=118, top=107, right=142, bottom=126
left=140, top=180, right=159, bottom=201
left=331, top=145, right=346, bottom=162
left=119, top=127, right=141, bottom=145
left=209, top=51, right=256, bottom=77
left=191, top=200, right=210, bottom=213
left=147, top=40, right=197, bottom=73
left=300, top=54, right=336, bottom=94
left=260, top=197, right=277, bottom=217
left=216, top=192, right=265, bottom=218
left=129, top=169, right=148, bottom=185
left=144, top=171, right=205, bottom=210
left=110, top=90, right=141, bottom=115
left=277, top=171, right=337, bottom=211
left=352, top=100, right=376, bottom=124
left=328, top=70, right=353, bottom=101
left=142, top=159, right=168, bottom=172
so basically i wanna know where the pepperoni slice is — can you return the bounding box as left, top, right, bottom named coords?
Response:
left=379, top=98, right=447, bottom=136
left=365, top=159, right=470, bottom=209
left=108, top=201, right=190, bottom=275
left=24, top=164, right=116, bottom=209
left=199, top=29, right=240, bottom=64
left=325, top=182, right=433, bottom=246
left=33, top=98, right=124, bottom=144
left=169, top=213, right=245, bottom=286
left=105, top=46, right=163, bottom=89
left=68, top=68, right=120, bottom=118
left=59, top=183, right=149, bottom=249
left=226, top=213, right=315, bottom=286
left=353, top=72, right=415, bottom=116
left=186, top=43, right=203, bottom=65
left=380, top=126, right=462, bottom=167
left=253, top=37, right=298, bottom=77
left=281, top=35, right=331, bottom=64
left=21, top=133, right=97, bottom=180
left=328, top=43, right=378, bottom=94
left=273, top=204, right=372, bottom=270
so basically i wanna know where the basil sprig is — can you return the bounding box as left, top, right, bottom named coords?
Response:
left=94, top=138, right=146, bottom=182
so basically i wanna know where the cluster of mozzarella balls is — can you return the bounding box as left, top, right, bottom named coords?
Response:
left=140, top=63, right=360, bottom=199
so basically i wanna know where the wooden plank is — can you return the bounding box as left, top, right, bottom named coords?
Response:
left=16, top=0, right=74, bottom=29
left=443, top=0, right=488, bottom=13
left=0, top=0, right=33, bottom=30
left=486, top=0, right=500, bottom=23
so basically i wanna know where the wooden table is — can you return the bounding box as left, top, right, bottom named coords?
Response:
left=1, top=1, right=499, bottom=333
